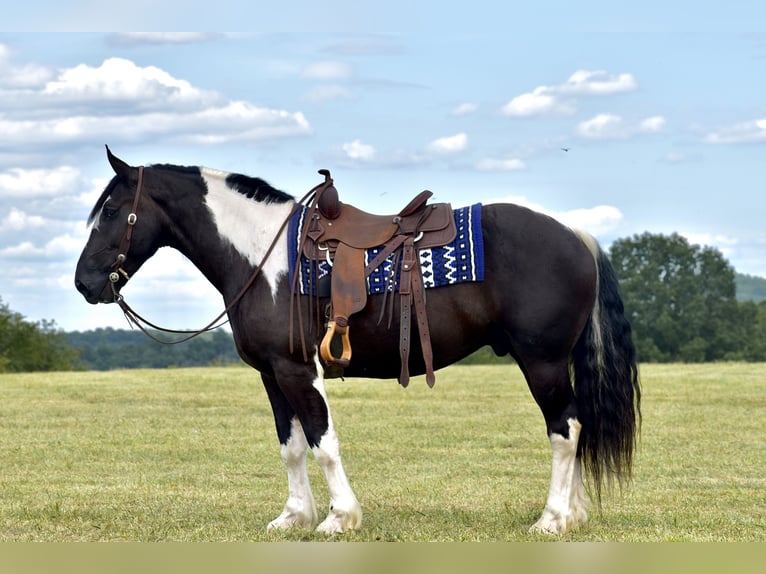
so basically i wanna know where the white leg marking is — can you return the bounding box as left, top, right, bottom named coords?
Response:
left=267, top=417, right=319, bottom=530
left=310, top=354, right=362, bottom=534
left=531, top=417, right=590, bottom=534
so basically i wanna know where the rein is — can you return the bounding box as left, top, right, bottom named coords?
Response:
left=108, top=166, right=330, bottom=346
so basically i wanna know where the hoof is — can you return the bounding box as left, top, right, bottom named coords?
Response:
left=529, top=506, right=586, bottom=535
left=315, top=505, right=363, bottom=535
left=267, top=509, right=317, bottom=531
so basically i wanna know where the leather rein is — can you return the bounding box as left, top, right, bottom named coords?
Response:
left=107, top=165, right=328, bottom=345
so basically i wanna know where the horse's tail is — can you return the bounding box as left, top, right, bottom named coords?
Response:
left=571, top=231, right=641, bottom=504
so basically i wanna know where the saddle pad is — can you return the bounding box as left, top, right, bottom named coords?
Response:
left=288, top=203, right=484, bottom=296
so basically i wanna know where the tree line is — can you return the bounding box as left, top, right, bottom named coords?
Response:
left=0, top=300, right=242, bottom=372
left=0, top=299, right=78, bottom=372
left=2, top=231, right=766, bottom=372
left=65, top=328, right=242, bottom=370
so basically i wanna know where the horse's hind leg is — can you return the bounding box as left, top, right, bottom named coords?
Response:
left=522, top=360, right=589, bottom=534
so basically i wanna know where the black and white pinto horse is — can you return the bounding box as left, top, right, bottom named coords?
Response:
left=75, top=148, right=640, bottom=535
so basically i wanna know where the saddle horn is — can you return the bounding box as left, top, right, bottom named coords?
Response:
left=316, top=168, right=341, bottom=220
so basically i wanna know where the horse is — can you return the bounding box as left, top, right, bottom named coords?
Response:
left=74, top=147, right=640, bottom=535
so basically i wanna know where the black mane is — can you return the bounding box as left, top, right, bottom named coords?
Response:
left=224, top=173, right=294, bottom=204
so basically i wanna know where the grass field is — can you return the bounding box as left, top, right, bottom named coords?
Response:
left=0, top=362, right=764, bottom=541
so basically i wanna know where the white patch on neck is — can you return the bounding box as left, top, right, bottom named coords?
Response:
left=201, top=168, right=293, bottom=300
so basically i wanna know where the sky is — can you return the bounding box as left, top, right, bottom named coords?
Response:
left=2, top=3, right=765, bottom=332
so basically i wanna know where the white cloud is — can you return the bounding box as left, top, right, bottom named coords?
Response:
left=342, top=139, right=376, bottom=161
left=0, top=241, right=39, bottom=257
left=554, top=205, right=624, bottom=236
left=0, top=208, right=47, bottom=231
left=183, top=103, right=311, bottom=141
left=338, top=134, right=522, bottom=169
left=558, top=70, right=637, bottom=96
left=0, top=103, right=311, bottom=146
left=0, top=232, right=85, bottom=259
left=577, top=113, right=625, bottom=139
left=0, top=57, right=311, bottom=148
left=475, top=157, right=526, bottom=172
left=501, top=69, right=638, bottom=118
left=0, top=166, right=83, bottom=198
left=302, top=60, right=354, bottom=80
left=427, top=133, right=468, bottom=154
left=577, top=113, right=666, bottom=140
left=640, top=116, right=666, bottom=133
left=42, top=57, right=210, bottom=105
left=482, top=194, right=623, bottom=237
left=0, top=42, right=53, bottom=88
left=704, top=118, right=766, bottom=144
left=501, top=88, right=574, bottom=117
left=451, top=102, right=478, bottom=116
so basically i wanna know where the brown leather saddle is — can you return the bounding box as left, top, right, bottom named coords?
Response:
left=292, top=169, right=456, bottom=387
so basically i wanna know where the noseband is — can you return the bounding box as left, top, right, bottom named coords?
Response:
left=108, top=165, right=144, bottom=300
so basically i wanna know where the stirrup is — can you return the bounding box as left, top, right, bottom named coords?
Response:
left=319, top=320, right=352, bottom=367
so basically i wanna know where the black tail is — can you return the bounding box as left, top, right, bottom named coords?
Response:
left=571, top=242, right=641, bottom=504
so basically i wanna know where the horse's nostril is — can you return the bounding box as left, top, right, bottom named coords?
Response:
left=75, top=278, right=90, bottom=297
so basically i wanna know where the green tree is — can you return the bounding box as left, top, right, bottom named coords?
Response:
left=609, top=232, right=741, bottom=362
left=0, top=298, right=80, bottom=372
left=737, top=300, right=766, bottom=361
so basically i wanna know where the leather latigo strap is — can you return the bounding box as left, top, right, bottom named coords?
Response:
left=396, top=237, right=435, bottom=387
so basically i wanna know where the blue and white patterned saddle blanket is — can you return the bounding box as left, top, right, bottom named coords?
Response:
left=288, top=203, right=485, bottom=295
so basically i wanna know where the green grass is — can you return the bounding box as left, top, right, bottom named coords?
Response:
left=0, top=363, right=764, bottom=541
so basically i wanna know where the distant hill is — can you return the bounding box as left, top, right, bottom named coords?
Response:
left=66, top=327, right=242, bottom=370
left=736, top=273, right=766, bottom=303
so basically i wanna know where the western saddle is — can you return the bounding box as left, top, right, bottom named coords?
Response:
left=291, top=170, right=456, bottom=387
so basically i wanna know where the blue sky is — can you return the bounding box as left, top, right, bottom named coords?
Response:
left=1, top=4, right=765, bottom=332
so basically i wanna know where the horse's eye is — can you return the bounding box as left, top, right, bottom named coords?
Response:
left=102, top=205, right=118, bottom=220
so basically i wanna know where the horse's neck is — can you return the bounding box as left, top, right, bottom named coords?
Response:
left=182, top=171, right=295, bottom=301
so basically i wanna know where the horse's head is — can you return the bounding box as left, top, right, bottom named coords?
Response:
left=75, top=147, right=163, bottom=304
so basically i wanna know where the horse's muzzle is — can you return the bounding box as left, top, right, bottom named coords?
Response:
left=74, top=276, right=115, bottom=304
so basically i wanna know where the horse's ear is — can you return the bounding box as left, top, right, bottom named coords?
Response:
left=105, top=145, right=131, bottom=179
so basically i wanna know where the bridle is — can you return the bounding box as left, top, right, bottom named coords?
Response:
left=104, top=165, right=331, bottom=346
left=108, top=166, right=144, bottom=294
left=106, top=164, right=225, bottom=343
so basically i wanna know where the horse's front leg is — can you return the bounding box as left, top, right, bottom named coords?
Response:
left=261, top=373, right=318, bottom=530
left=304, top=354, right=362, bottom=533
left=267, top=357, right=362, bottom=534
